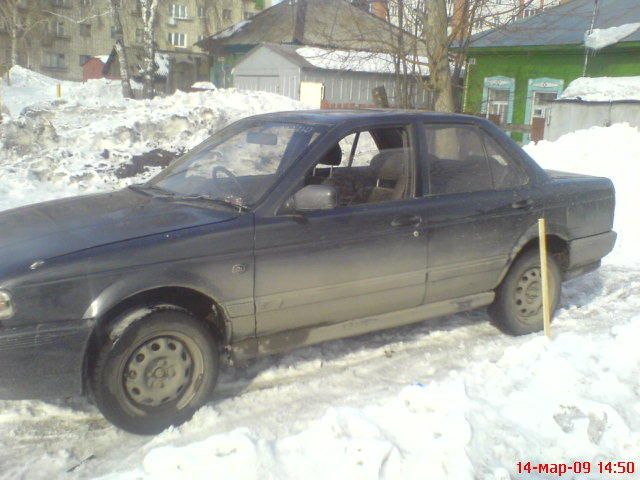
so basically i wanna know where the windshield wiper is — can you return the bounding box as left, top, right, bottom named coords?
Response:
left=130, top=184, right=176, bottom=198
left=173, top=194, right=250, bottom=212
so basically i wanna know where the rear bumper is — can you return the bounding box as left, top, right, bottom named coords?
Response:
left=0, top=319, right=93, bottom=400
left=565, top=230, right=616, bottom=279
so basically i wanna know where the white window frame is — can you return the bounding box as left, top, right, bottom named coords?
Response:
left=168, top=32, right=187, bottom=47
left=170, top=3, right=188, bottom=19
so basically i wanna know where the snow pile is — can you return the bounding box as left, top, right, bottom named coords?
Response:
left=525, top=122, right=640, bottom=265
left=584, top=22, right=640, bottom=50
left=0, top=67, right=305, bottom=211
left=559, top=76, right=640, bottom=102
left=191, top=81, right=217, bottom=90
left=296, top=46, right=428, bottom=74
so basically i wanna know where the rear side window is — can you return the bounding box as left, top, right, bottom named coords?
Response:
left=423, top=124, right=528, bottom=195
left=423, top=125, right=493, bottom=195
left=483, top=134, right=528, bottom=189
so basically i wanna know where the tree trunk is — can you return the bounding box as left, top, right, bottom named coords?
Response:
left=141, top=0, right=159, bottom=99
left=109, top=0, right=134, bottom=99
left=424, top=0, right=455, bottom=112
left=9, top=4, right=18, bottom=68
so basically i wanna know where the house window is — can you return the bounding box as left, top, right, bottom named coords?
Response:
left=168, top=32, right=187, bottom=47
left=170, top=3, right=188, bottom=19
left=482, top=76, right=515, bottom=126
left=243, top=11, right=254, bottom=20
left=523, top=7, right=539, bottom=17
left=197, top=34, right=205, bottom=42
left=79, top=54, right=92, bottom=66
left=222, top=9, right=232, bottom=21
left=53, top=21, right=66, bottom=37
left=43, top=52, right=66, bottom=69
left=198, top=6, right=205, bottom=17
left=51, top=0, right=69, bottom=7
left=486, top=88, right=511, bottom=123
left=135, top=28, right=144, bottom=44
left=79, top=23, right=91, bottom=37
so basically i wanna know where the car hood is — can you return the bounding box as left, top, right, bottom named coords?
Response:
left=0, top=188, right=238, bottom=275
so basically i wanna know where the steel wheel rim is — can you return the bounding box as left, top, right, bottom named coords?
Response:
left=123, top=335, right=194, bottom=408
left=514, top=267, right=545, bottom=324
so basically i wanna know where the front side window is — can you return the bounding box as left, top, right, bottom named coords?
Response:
left=303, top=126, right=414, bottom=207
left=149, top=121, right=325, bottom=208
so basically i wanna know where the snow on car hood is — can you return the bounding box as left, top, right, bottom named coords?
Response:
left=0, top=187, right=237, bottom=274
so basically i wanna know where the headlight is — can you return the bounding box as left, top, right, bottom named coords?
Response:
left=0, top=291, right=14, bottom=320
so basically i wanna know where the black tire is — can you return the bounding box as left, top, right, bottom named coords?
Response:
left=489, top=248, right=562, bottom=335
left=91, top=307, right=219, bottom=435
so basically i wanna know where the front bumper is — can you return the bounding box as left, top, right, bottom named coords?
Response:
left=0, top=319, right=94, bottom=400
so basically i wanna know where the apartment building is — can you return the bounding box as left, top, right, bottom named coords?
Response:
left=0, top=0, right=260, bottom=88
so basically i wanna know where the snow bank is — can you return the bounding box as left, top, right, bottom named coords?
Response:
left=525, top=122, right=640, bottom=265
left=584, top=22, right=640, bottom=50
left=0, top=67, right=305, bottom=211
left=559, top=76, right=640, bottom=102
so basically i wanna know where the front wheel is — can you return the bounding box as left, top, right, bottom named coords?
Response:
left=489, top=248, right=562, bottom=335
left=91, top=307, right=219, bottom=434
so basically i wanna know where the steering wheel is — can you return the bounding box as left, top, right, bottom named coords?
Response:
left=212, top=165, right=246, bottom=197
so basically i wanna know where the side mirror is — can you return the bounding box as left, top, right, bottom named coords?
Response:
left=290, top=184, right=338, bottom=212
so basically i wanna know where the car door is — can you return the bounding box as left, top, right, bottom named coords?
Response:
left=253, top=124, right=428, bottom=337
left=420, top=123, right=541, bottom=303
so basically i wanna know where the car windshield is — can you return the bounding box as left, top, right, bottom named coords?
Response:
left=147, top=120, right=326, bottom=208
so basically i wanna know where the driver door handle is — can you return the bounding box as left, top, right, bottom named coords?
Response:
left=391, top=214, right=422, bottom=228
left=511, top=199, right=533, bottom=210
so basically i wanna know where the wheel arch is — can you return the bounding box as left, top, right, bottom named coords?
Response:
left=82, top=283, right=230, bottom=396
left=496, top=222, right=570, bottom=286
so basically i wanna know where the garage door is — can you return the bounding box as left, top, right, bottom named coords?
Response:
left=235, top=75, right=280, bottom=94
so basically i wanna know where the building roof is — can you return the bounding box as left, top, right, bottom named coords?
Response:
left=238, top=43, right=429, bottom=74
left=198, top=0, right=423, bottom=55
left=470, top=0, right=640, bottom=49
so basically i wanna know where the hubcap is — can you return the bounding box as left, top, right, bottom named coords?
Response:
left=514, top=267, right=546, bottom=323
left=123, top=336, right=193, bottom=407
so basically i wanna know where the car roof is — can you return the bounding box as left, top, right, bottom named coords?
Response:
left=247, top=109, right=484, bottom=127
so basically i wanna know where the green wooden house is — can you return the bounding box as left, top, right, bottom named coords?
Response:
left=463, top=0, right=640, bottom=142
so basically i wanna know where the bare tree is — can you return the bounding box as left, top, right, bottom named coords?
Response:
left=0, top=0, right=51, bottom=69
left=108, top=0, right=134, bottom=98
left=139, top=0, right=159, bottom=98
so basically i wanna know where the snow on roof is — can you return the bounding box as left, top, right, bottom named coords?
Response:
left=585, top=22, right=640, bottom=50
left=94, top=55, right=110, bottom=63
left=211, top=20, right=251, bottom=40
left=559, top=76, right=640, bottom=102
left=295, top=46, right=428, bottom=74
left=191, top=81, right=217, bottom=90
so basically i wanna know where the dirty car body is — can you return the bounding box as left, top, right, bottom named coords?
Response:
left=0, top=110, right=616, bottom=404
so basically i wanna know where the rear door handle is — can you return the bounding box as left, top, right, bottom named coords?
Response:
left=391, top=214, right=422, bottom=227
left=511, top=199, right=533, bottom=210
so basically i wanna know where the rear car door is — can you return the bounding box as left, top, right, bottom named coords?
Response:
left=420, top=123, right=540, bottom=302
left=253, top=124, right=428, bottom=337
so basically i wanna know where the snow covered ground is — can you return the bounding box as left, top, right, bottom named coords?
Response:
left=1, top=70, right=639, bottom=479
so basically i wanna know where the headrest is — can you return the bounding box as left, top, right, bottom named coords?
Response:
left=319, top=144, right=342, bottom=166
left=371, top=151, right=406, bottom=181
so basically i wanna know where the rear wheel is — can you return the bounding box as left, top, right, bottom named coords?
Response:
left=489, top=248, right=562, bottom=335
left=91, top=307, right=219, bottom=434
